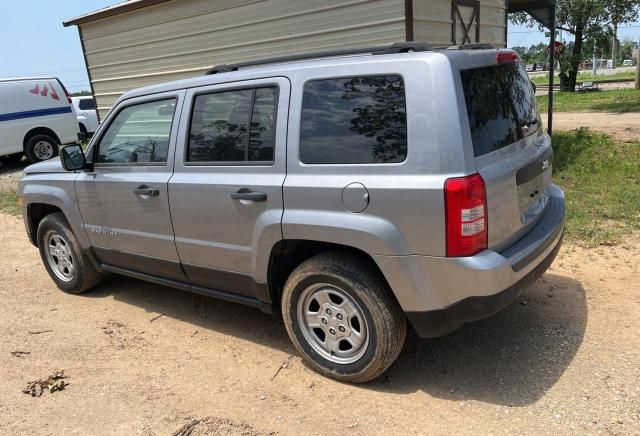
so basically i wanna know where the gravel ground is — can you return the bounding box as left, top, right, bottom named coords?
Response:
left=0, top=211, right=639, bottom=435
left=0, top=159, right=27, bottom=191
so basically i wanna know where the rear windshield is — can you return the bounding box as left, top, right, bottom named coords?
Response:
left=461, top=62, right=540, bottom=157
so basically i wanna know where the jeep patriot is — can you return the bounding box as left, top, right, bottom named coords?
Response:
left=19, top=43, right=565, bottom=382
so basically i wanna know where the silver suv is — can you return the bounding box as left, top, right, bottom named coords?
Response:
left=19, top=43, right=564, bottom=383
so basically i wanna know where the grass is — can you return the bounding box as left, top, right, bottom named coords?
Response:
left=552, top=128, right=640, bottom=246
left=0, top=189, right=20, bottom=216
left=530, top=70, right=637, bottom=86
left=537, top=88, right=640, bottom=113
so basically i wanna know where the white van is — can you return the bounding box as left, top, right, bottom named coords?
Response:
left=71, top=96, right=99, bottom=137
left=0, top=77, right=79, bottom=163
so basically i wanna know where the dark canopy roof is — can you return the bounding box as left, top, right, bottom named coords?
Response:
left=508, top=0, right=556, bottom=30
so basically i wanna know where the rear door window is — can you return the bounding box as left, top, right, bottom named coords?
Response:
left=461, top=62, right=540, bottom=157
left=300, top=75, right=407, bottom=164
left=188, top=87, right=278, bottom=163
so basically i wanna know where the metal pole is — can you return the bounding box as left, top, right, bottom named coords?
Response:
left=547, top=5, right=556, bottom=136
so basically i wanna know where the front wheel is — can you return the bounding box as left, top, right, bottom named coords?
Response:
left=37, top=212, right=103, bottom=294
left=282, top=252, right=406, bottom=383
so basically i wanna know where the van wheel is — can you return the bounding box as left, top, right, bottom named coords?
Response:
left=282, top=252, right=406, bottom=383
left=25, top=134, right=58, bottom=163
left=37, top=212, right=103, bottom=294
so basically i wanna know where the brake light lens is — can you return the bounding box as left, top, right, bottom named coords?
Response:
left=496, top=51, right=519, bottom=64
left=444, top=173, right=487, bottom=257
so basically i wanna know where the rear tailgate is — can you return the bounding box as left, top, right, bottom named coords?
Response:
left=458, top=53, right=552, bottom=251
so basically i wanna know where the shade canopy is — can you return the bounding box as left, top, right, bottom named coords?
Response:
left=507, top=0, right=556, bottom=30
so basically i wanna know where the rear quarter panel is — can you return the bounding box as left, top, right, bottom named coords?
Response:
left=283, top=54, right=470, bottom=257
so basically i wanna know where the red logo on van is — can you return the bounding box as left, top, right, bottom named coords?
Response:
left=29, top=82, right=60, bottom=101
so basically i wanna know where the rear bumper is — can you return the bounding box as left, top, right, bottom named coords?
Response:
left=405, top=231, right=562, bottom=337
left=374, top=184, right=565, bottom=338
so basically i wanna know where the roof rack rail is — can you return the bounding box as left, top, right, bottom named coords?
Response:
left=205, top=42, right=434, bottom=75
left=442, top=43, right=496, bottom=50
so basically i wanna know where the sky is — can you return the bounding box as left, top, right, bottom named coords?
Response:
left=1, top=1, right=639, bottom=93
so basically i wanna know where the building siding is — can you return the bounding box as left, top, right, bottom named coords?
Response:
left=79, top=0, right=406, bottom=116
left=412, top=0, right=506, bottom=47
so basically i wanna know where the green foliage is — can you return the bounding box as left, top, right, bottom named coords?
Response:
left=512, top=43, right=548, bottom=64
left=552, top=129, right=640, bottom=246
left=537, top=89, right=640, bottom=112
left=70, top=90, right=92, bottom=97
left=509, top=1, right=640, bottom=91
left=0, top=190, right=20, bottom=216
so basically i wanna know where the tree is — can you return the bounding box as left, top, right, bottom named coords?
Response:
left=70, top=90, right=92, bottom=97
left=510, top=0, right=640, bottom=91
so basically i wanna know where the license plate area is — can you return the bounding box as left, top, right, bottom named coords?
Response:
left=516, top=147, right=553, bottom=223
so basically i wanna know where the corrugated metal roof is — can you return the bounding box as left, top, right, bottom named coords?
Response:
left=63, top=0, right=171, bottom=26
left=65, top=0, right=555, bottom=28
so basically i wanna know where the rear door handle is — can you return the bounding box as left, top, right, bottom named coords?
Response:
left=133, top=185, right=159, bottom=197
left=230, top=190, right=267, bottom=202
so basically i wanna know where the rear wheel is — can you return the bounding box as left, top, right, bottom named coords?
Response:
left=37, top=212, right=103, bottom=294
left=25, top=134, right=58, bottom=163
left=282, top=252, right=406, bottom=383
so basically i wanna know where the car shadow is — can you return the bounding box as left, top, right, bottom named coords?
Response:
left=85, top=274, right=295, bottom=354
left=85, top=271, right=586, bottom=407
left=369, top=273, right=587, bottom=406
left=0, top=158, right=28, bottom=175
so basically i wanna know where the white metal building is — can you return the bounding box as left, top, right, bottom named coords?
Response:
left=64, top=0, right=554, bottom=118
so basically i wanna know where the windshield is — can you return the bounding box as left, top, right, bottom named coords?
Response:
left=461, top=62, right=540, bottom=157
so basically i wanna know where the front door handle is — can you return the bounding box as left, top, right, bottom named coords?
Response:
left=230, top=189, right=267, bottom=202
left=133, top=185, right=159, bottom=197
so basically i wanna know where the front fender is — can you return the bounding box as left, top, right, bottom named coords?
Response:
left=20, top=176, right=88, bottom=249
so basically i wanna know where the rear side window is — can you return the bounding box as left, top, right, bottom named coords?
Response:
left=461, top=62, right=540, bottom=157
left=300, top=75, right=407, bottom=164
left=188, top=87, right=277, bottom=163
left=79, top=98, right=96, bottom=110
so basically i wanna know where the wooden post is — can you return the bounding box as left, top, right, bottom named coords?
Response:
left=636, top=40, right=640, bottom=90
left=547, top=6, right=556, bottom=136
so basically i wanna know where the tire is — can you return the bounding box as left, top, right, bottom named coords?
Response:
left=282, top=252, right=406, bottom=383
left=0, top=152, right=23, bottom=165
left=25, top=134, right=59, bottom=163
left=37, top=212, right=103, bottom=294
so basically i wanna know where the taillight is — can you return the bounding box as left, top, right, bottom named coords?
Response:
left=496, top=51, right=519, bottom=64
left=55, top=78, right=73, bottom=104
left=62, top=87, right=72, bottom=104
left=444, top=173, right=487, bottom=257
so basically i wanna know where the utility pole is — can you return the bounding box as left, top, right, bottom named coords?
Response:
left=611, top=23, right=617, bottom=69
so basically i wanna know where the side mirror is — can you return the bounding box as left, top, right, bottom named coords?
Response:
left=61, top=144, right=92, bottom=171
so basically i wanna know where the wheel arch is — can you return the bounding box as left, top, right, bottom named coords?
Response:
left=266, top=239, right=395, bottom=310
left=23, top=127, right=61, bottom=151
left=26, top=203, right=65, bottom=246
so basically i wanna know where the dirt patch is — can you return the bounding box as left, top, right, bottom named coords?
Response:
left=0, top=212, right=639, bottom=434
left=542, top=111, right=640, bottom=142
